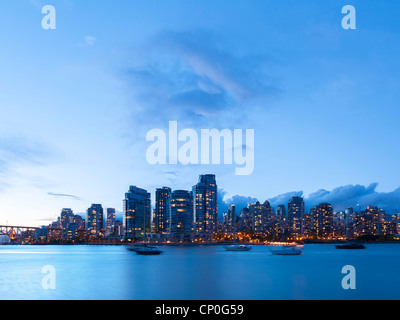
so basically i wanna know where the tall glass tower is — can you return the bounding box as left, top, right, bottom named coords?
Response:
left=170, top=190, right=193, bottom=235
left=106, top=208, right=116, bottom=230
left=124, top=186, right=151, bottom=240
left=87, top=204, right=104, bottom=238
left=288, top=196, right=305, bottom=237
left=60, top=208, right=73, bottom=240
left=154, top=187, right=171, bottom=234
left=192, top=174, right=218, bottom=237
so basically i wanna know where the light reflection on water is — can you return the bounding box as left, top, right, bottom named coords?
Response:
left=0, top=244, right=399, bottom=300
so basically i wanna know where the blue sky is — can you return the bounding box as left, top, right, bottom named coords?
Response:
left=1, top=0, right=400, bottom=226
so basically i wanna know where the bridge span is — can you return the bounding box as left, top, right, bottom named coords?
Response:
left=0, top=225, right=39, bottom=242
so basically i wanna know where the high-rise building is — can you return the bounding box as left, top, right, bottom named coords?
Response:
left=238, top=207, right=251, bottom=233
left=60, top=208, right=74, bottom=239
left=344, top=207, right=355, bottom=239
left=192, top=174, right=218, bottom=236
left=288, top=196, right=305, bottom=237
left=106, top=208, right=116, bottom=230
left=223, top=205, right=236, bottom=234
left=47, top=219, right=62, bottom=241
left=303, top=212, right=312, bottom=236
left=362, top=206, right=385, bottom=236
left=249, top=201, right=268, bottom=234
left=154, top=187, right=171, bottom=234
left=124, top=186, right=151, bottom=240
left=311, top=203, right=334, bottom=238
left=276, top=205, right=287, bottom=229
left=170, top=190, right=193, bottom=235
left=87, top=204, right=104, bottom=238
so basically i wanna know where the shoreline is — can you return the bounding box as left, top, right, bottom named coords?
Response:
left=2, top=240, right=400, bottom=246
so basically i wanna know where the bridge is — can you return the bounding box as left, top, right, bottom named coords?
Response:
left=0, top=225, right=39, bottom=242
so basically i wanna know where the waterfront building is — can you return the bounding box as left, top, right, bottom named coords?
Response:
left=47, top=219, right=62, bottom=241
left=124, top=186, right=151, bottom=240
left=344, top=207, right=355, bottom=239
left=275, top=205, right=286, bottom=228
left=303, top=212, right=312, bottom=236
left=154, top=187, right=172, bottom=234
left=60, top=208, right=74, bottom=240
left=87, top=204, right=104, bottom=239
left=35, top=226, right=48, bottom=243
left=311, top=203, right=334, bottom=239
left=362, top=206, right=385, bottom=236
left=106, top=208, right=116, bottom=229
left=238, top=207, right=252, bottom=233
left=170, top=190, right=194, bottom=236
left=223, top=205, right=236, bottom=234
left=192, top=174, right=218, bottom=237
left=288, top=196, right=305, bottom=237
left=249, top=201, right=270, bottom=234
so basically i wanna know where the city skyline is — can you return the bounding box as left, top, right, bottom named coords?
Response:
left=2, top=172, right=398, bottom=244
left=4, top=173, right=397, bottom=244
left=1, top=0, right=400, bottom=227
left=2, top=175, right=400, bottom=229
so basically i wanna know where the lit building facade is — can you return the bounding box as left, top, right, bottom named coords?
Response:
left=311, top=203, right=334, bottom=238
left=249, top=201, right=269, bottom=234
left=170, top=190, right=193, bottom=235
left=223, top=205, right=236, bottom=234
left=106, top=208, right=116, bottom=230
left=288, top=196, right=305, bottom=237
left=154, top=187, right=171, bottom=234
left=124, top=186, right=151, bottom=240
left=192, top=174, right=218, bottom=237
left=60, top=208, right=74, bottom=240
left=87, top=204, right=104, bottom=239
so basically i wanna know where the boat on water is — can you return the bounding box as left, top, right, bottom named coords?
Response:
left=269, top=244, right=304, bottom=256
left=224, top=223, right=252, bottom=251
left=224, top=244, right=252, bottom=252
left=335, top=243, right=366, bottom=250
left=127, top=245, right=163, bottom=255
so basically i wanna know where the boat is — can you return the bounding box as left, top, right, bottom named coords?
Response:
left=128, top=245, right=163, bottom=255
left=224, top=220, right=252, bottom=252
left=335, top=243, right=365, bottom=250
left=224, top=244, right=252, bottom=251
left=270, top=244, right=303, bottom=256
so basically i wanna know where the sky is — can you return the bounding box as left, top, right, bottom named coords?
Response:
left=0, top=0, right=400, bottom=226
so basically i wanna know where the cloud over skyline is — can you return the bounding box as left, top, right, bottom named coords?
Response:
left=219, top=183, right=400, bottom=216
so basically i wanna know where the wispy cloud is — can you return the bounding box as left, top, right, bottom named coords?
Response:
left=0, top=136, right=50, bottom=167
left=48, top=192, right=82, bottom=201
left=0, top=136, right=56, bottom=191
left=120, top=29, right=280, bottom=131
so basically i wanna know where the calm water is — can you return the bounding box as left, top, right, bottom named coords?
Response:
left=0, top=244, right=399, bottom=300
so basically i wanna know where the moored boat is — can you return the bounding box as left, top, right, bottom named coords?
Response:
left=335, top=243, right=365, bottom=250
left=128, top=245, right=163, bottom=255
left=224, top=244, right=252, bottom=252
left=270, top=244, right=303, bottom=256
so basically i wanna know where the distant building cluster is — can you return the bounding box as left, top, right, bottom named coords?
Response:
left=35, top=206, right=123, bottom=243
left=222, top=200, right=400, bottom=242
left=21, top=174, right=400, bottom=244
